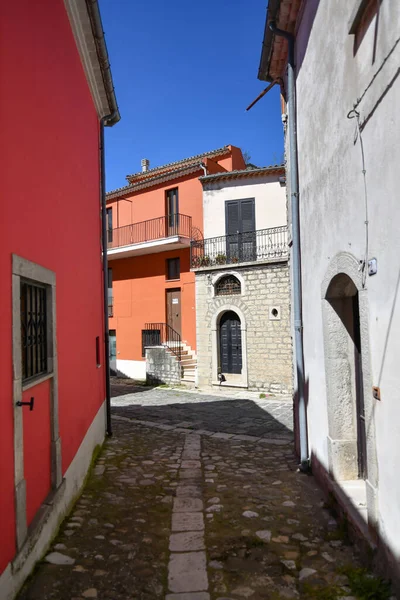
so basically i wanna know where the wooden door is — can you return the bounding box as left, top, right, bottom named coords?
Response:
left=220, top=311, right=242, bottom=374
left=166, top=288, right=181, bottom=337
left=225, top=199, right=256, bottom=262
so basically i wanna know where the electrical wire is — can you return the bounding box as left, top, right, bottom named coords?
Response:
left=347, top=108, right=369, bottom=288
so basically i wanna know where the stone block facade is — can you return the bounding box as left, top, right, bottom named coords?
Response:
left=146, top=346, right=181, bottom=385
left=195, top=260, right=292, bottom=393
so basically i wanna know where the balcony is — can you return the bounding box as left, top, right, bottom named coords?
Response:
left=190, top=225, right=288, bottom=269
left=107, top=214, right=192, bottom=260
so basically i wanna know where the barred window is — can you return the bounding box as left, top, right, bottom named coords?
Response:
left=215, top=275, right=241, bottom=296
left=20, top=281, right=48, bottom=381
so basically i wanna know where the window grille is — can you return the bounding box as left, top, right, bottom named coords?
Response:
left=20, top=281, right=48, bottom=381
left=215, top=275, right=241, bottom=296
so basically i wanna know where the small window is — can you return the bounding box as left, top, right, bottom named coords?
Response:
left=166, top=257, right=180, bottom=281
left=21, top=281, right=48, bottom=382
left=215, top=275, right=241, bottom=296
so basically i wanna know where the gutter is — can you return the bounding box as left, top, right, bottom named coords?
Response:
left=268, top=21, right=309, bottom=471
left=86, top=0, right=120, bottom=124
left=100, top=111, right=119, bottom=436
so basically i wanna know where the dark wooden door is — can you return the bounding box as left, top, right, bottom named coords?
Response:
left=220, top=311, right=242, bottom=374
left=225, top=199, right=256, bottom=262
left=166, top=288, right=181, bottom=337
left=166, top=188, right=179, bottom=236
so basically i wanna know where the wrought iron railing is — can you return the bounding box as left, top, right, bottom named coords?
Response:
left=108, top=214, right=192, bottom=250
left=143, top=322, right=181, bottom=361
left=190, top=225, right=288, bottom=269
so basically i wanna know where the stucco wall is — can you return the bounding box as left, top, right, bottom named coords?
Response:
left=291, top=0, right=400, bottom=575
left=202, top=176, right=286, bottom=239
left=195, top=262, right=292, bottom=393
left=0, top=0, right=105, bottom=576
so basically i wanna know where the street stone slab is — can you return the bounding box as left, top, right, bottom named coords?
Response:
left=181, top=460, right=201, bottom=469
left=176, top=485, right=202, bottom=498
left=171, top=512, right=204, bottom=532
left=180, top=469, right=202, bottom=480
left=166, top=593, right=210, bottom=600
left=168, top=551, right=208, bottom=593
left=173, top=497, right=204, bottom=513
left=169, top=531, right=205, bottom=552
left=44, top=552, right=75, bottom=566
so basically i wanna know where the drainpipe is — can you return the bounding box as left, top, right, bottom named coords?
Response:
left=100, top=113, right=117, bottom=437
left=269, top=21, right=309, bottom=471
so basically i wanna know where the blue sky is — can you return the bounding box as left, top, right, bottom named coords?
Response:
left=100, top=0, right=284, bottom=192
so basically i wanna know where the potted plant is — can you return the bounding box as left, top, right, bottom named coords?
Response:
left=215, top=254, right=227, bottom=265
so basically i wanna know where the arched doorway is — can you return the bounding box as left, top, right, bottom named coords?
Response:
left=219, top=311, right=242, bottom=374
left=325, top=273, right=367, bottom=480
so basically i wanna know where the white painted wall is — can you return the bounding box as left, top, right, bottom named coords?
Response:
left=202, top=175, right=287, bottom=239
left=292, top=0, right=400, bottom=573
left=116, top=359, right=146, bottom=381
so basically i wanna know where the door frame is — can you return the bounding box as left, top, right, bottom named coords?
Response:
left=12, top=255, right=61, bottom=552
left=166, top=287, right=182, bottom=336
left=211, top=305, right=248, bottom=387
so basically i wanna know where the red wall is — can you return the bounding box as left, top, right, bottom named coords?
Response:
left=23, top=381, right=51, bottom=527
left=0, top=0, right=105, bottom=572
left=109, top=248, right=195, bottom=361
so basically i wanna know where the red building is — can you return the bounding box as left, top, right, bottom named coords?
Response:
left=106, top=146, right=245, bottom=382
left=0, top=1, right=119, bottom=597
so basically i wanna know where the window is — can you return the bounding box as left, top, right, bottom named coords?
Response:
left=166, top=257, right=180, bottom=281
left=225, top=199, right=256, bottom=262
left=20, top=280, right=48, bottom=382
left=142, top=329, right=161, bottom=357
left=215, top=275, right=241, bottom=296
left=106, top=207, right=113, bottom=243
left=349, top=0, right=382, bottom=57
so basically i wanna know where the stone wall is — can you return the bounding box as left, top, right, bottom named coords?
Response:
left=146, top=347, right=181, bottom=385
left=195, top=260, right=292, bottom=393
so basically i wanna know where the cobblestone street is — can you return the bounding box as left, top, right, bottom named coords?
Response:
left=18, top=386, right=392, bottom=600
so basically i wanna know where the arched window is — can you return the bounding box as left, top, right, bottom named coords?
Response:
left=215, top=275, right=241, bottom=296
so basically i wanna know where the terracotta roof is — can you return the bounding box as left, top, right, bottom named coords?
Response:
left=106, top=163, right=205, bottom=201
left=125, top=145, right=231, bottom=183
left=258, top=0, right=302, bottom=82
left=200, top=165, right=284, bottom=184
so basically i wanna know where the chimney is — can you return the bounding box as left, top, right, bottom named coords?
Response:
left=141, top=158, right=150, bottom=173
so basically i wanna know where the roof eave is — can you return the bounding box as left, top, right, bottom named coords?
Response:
left=64, top=0, right=120, bottom=125
left=258, top=0, right=281, bottom=82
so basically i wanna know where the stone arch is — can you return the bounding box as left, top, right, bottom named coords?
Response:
left=321, top=252, right=378, bottom=528
left=211, top=304, right=248, bottom=388
left=211, top=270, right=246, bottom=297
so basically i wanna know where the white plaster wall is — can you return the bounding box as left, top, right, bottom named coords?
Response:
left=202, top=176, right=287, bottom=239
left=116, top=359, right=146, bottom=380
left=293, top=0, right=400, bottom=564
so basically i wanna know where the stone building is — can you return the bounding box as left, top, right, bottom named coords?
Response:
left=192, top=166, right=292, bottom=393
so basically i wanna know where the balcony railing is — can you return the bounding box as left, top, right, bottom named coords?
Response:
left=108, top=299, right=113, bottom=318
left=190, top=225, right=288, bottom=269
left=107, top=214, right=192, bottom=250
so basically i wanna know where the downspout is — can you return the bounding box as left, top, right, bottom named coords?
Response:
left=269, top=21, right=309, bottom=470
left=100, top=112, right=117, bottom=437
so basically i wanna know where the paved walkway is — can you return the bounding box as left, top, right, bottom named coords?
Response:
left=18, top=386, right=392, bottom=600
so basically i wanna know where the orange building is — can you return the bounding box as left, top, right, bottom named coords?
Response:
left=106, top=146, right=245, bottom=381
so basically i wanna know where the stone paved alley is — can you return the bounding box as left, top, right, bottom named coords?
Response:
left=18, top=384, right=393, bottom=600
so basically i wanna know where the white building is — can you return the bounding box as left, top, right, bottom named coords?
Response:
left=258, top=0, right=400, bottom=590
left=193, top=166, right=292, bottom=393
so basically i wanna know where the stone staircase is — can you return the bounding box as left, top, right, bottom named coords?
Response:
left=179, top=342, right=197, bottom=385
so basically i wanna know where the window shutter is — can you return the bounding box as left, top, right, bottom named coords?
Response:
left=240, top=199, right=255, bottom=233
left=226, top=201, right=240, bottom=235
